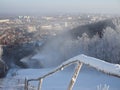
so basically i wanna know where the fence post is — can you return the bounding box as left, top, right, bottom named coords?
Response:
left=24, top=78, right=28, bottom=90
left=68, top=62, right=82, bottom=90
left=38, top=78, right=43, bottom=90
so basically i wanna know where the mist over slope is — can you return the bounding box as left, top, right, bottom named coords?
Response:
left=20, top=18, right=120, bottom=68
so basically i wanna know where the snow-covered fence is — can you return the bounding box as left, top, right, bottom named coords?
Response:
left=24, top=54, right=120, bottom=90
left=25, top=61, right=83, bottom=90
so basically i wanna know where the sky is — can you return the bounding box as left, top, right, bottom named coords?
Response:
left=0, top=0, right=120, bottom=15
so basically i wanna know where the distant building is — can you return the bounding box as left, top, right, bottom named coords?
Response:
left=27, top=26, right=36, bottom=32
left=68, top=17, right=72, bottom=20
left=42, top=16, right=53, bottom=20
left=53, top=24, right=63, bottom=30
left=0, top=19, right=10, bottom=23
left=40, top=25, right=52, bottom=30
left=65, top=22, right=68, bottom=27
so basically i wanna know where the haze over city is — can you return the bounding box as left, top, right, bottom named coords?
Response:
left=0, top=0, right=120, bottom=90
left=0, top=0, right=120, bottom=15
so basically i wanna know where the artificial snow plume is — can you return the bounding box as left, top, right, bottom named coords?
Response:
left=20, top=55, right=43, bottom=68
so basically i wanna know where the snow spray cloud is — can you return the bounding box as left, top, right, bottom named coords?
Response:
left=32, top=31, right=82, bottom=68
left=22, top=19, right=117, bottom=68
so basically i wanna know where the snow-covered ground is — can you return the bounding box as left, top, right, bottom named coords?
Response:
left=0, top=54, right=120, bottom=90
left=1, top=67, right=119, bottom=90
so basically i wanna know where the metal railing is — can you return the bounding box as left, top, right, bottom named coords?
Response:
left=24, top=60, right=82, bottom=90
left=24, top=55, right=120, bottom=90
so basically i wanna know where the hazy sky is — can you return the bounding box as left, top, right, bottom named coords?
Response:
left=0, top=0, right=120, bottom=15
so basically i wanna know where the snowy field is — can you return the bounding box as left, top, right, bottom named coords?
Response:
left=0, top=66, right=119, bottom=90
left=0, top=54, right=120, bottom=90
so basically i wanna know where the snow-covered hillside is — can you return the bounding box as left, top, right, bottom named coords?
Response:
left=1, top=54, right=120, bottom=90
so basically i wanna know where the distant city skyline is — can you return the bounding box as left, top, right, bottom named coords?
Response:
left=0, top=0, right=120, bottom=15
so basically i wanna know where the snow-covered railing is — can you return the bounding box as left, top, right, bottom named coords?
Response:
left=25, top=61, right=82, bottom=90
left=24, top=54, right=120, bottom=90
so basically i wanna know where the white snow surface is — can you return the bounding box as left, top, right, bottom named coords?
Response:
left=60, top=54, right=120, bottom=77
left=1, top=54, right=120, bottom=90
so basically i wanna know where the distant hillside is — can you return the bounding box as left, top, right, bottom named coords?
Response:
left=1, top=18, right=118, bottom=69
left=69, top=19, right=115, bottom=39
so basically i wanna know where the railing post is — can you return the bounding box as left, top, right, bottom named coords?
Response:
left=38, top=78, right=43, bottom=90
left=68, top=62, right=83, bottom=90
left=24, top=78, right=28, bottom=90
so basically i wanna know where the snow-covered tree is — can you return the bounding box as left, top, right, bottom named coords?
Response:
left=0, top=45, right=3, bottom=57
left=75, top=24, right=120, bottom=64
